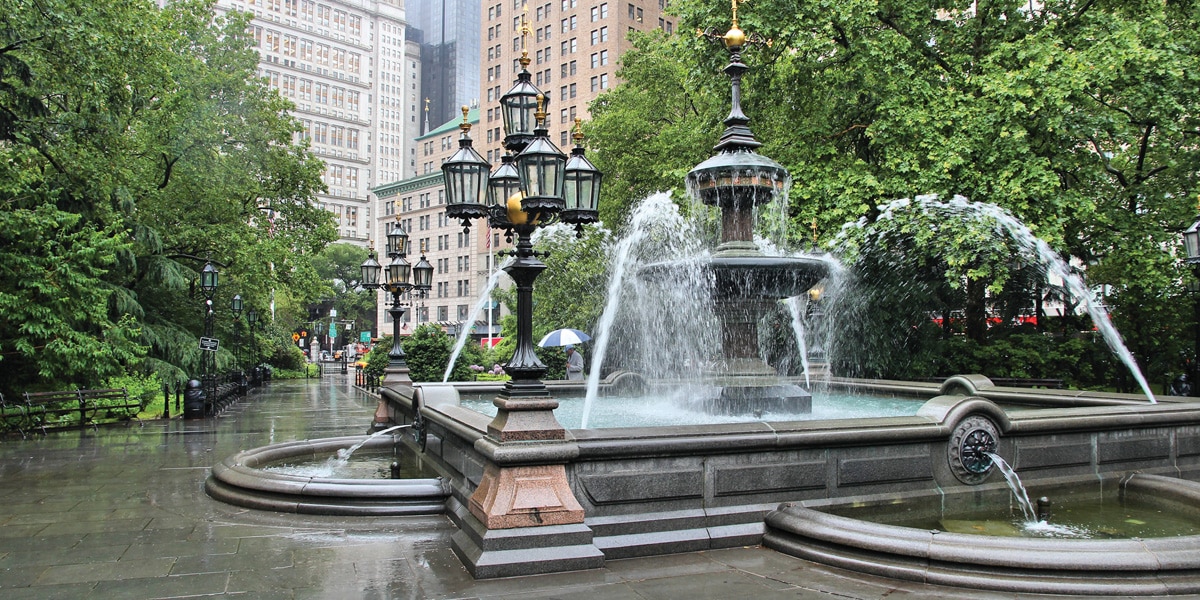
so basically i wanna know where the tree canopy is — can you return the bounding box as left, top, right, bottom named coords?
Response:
left=0, top=0, right=334, bottom=394
left=585, top=0, right=1200, bottom=384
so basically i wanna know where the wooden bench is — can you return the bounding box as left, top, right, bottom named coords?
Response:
left=1, top=388, right=140, bottom=437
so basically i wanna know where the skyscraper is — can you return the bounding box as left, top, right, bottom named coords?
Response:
left=477, top=0, right=675, bottom=164
left=407, top=0, right=483, bottom=128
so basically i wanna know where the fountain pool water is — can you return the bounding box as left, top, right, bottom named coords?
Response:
left=463, top=388, right=927, bottom=429
left=205, top=433, right=450, bottom=516
left=828, top=486, right=1200, bottom=539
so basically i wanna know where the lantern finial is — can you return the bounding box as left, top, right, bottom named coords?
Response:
left=519, top=4, right=532, bottom=68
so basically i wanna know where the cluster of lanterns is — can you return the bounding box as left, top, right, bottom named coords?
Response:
left=440, top=40, right=601, bottom=236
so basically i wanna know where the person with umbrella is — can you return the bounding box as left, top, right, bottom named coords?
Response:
left=565, top=345, right=584, bottom=381
left=538, top=328, right=591, bottom=381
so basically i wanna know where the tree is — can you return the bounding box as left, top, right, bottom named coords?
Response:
left=312, top=243, right=376, bottom=335
left=587, top=0, right=1200, bottom=383
left=0, top=0, right=333, bottom=394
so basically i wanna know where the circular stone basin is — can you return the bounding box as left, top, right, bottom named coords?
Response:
left=708, top=255, right=829, bottom=299
left=205, top=435, right=450, bottom=516
left=640, top=255, right=830, bottom=300
left=764, top=473, right=1200, bottom=595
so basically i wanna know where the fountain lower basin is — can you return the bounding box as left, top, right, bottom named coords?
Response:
left=205, top=435, right=450, bottom=516
left=765, top=473, right=1200, bottom=595
left=372, top=376, right=1200, bottom=579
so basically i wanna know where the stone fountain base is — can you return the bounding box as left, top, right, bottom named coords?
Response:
left=706, top=380, right=812, bottom=415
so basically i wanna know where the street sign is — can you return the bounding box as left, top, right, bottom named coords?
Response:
left=199, top=337, right=220, bottom=352
left=360, top=331, right=371, bottom=343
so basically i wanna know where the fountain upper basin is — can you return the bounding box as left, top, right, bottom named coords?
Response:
left=640, top=254, right=830, bottom=300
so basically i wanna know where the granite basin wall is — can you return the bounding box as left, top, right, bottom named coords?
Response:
left=380, top=378, right=1200, bottom=571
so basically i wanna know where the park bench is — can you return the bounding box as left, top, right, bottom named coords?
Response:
left=0, top=388, right=140, bottom=437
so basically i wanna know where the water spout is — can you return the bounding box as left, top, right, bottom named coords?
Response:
left=986, top=452, right=1037, bottom=523
left=855, top=195, right=1156, bottom=403
left=442, top=259, right=514, bottom=382
left=333, top=424, right=409, bottom=468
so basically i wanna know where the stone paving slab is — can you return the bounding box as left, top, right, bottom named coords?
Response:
left=0, top=376, right=1172, bottom=599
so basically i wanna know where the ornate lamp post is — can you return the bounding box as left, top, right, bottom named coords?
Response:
left=231, top=294, right=245, bottom=394
left=382, top=222, right=413, bottom=387
left=199, top=261, right=219, bottom=403
left=1183, top=203, right=1200, bottom=396
left=231, top=293, right=243, bottom=365
left=440, top=10, right=602, bottom=533
left=246, top=308, right=258, bottom=383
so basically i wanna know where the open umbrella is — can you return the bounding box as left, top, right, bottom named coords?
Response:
left=537, top=328, right=592, bottom=347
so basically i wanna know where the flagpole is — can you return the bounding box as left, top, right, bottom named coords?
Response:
left=487, top=227, right=494, bottom=347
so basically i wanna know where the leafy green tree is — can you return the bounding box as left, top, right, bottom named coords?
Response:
left=0, top=0, right=333, bottom=394
left=364, top=324, right=488, bottom=383
left=587, top=0, right=1200, bottom=383
left=312, top=243, right=376, bottom=334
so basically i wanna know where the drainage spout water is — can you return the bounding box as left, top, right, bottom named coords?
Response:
left=986, top=452, right=1037, bottom=523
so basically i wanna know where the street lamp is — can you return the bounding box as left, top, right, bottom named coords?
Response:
left=378, top=221, right=413, bottom=386
left=231, top=293, right=243, bottom=367
left=1184, top=206, right=1200, bottom=396
left=200, top=261, right=219, bottom=407
left=246, top=308, right=258, bottom=382
left=231, top=294, right=245, bottom=394
left=441, top=12, right=601, bottom=444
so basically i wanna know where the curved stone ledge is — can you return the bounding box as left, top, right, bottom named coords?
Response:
left=205, top=435, right=451, bottom=516
left=763, top=474, right=1200, bottom=595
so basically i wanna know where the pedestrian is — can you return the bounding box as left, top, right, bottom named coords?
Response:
left=565, top=345, right=584, bottom=381
left=1171, top=374, right=1192, bottom=397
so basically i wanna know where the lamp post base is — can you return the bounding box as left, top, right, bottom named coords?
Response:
left=488, top=397, right=566, bottom=441
left=467, top=462, right=585, bottom=529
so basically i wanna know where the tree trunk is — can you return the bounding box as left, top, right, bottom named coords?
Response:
left=965, top=278, right=987, bottom=342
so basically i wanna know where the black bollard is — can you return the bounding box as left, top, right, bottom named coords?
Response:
left=1037, top=496, right=1051, bottom=522
left=390, top=461, right=402, bottom=479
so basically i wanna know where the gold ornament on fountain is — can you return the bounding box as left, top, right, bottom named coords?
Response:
left=698, top=0, right=772, bottom=50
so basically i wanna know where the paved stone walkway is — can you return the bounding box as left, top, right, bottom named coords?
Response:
left=0, top=375, right=1171, bottom=598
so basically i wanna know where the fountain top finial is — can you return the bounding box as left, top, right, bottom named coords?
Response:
left=686, top=0, right=788, bottom=223
left=724, top=0, right=747, bottom=49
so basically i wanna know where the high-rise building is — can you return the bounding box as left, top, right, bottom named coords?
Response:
left=477, top=0, right=674, bottom=164
left=211, top=0, right=419, bottom=247
left=407, top=0, right=483, bottom=128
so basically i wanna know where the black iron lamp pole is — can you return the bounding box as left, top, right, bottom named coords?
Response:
left=1182, top=200, right=1200, bottom=396
left=441, top=13, right=601, bottom=441
left=231, top=294, right=243, bottom=370
left=246, top=308, right=258, bottom=382
left=381, top=221, right=414, bottom=386
left=199, top=261, right=219, bottom=406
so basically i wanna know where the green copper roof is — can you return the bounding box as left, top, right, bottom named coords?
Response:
left=418, top=106, right=480, bottom=141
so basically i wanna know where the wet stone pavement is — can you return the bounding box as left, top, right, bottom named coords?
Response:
left=0, top=374, right=1168, bottom=599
